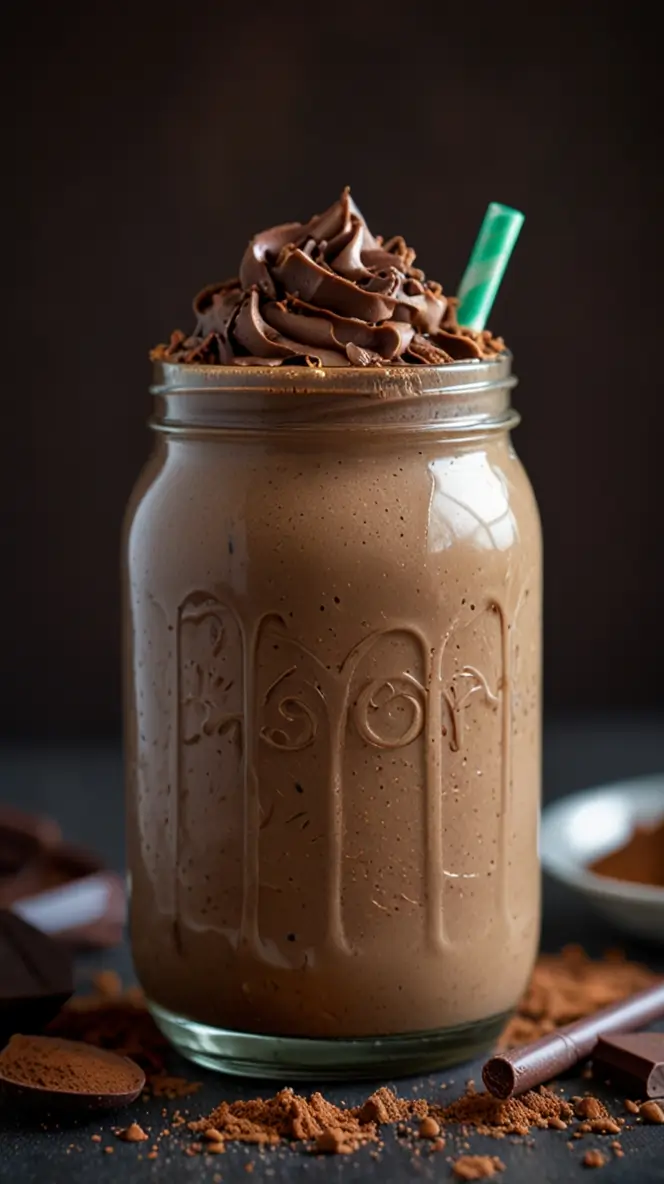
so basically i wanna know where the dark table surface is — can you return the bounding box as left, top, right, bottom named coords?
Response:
left=1, top=711, right=663, bottom=1183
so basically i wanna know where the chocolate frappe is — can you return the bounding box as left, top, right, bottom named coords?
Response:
left=125, top=192, right=541, bottom=1075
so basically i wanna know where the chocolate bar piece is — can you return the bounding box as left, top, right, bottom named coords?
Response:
left=0, top=840, right=101, bottom=911
left=593, top=1032, right=664, bottom=1098
left=0, top=806, right=124, bottom=949
left=0, top=910, right=73, bottom=1046
left=13, top=873, right=126, bottom=947
left=0, top=806, right=61, bottom=877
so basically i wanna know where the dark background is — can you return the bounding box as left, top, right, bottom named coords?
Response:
left=3, top=0, right=662, bottom=739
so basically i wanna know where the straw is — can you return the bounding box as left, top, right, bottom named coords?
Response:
left=456, top=202, right=524, bottom=331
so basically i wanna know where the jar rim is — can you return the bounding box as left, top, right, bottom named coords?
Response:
left=151, top=352, right=514, bottom=399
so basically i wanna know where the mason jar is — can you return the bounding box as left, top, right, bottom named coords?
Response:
left=123, top=355, right=541, bottom=1078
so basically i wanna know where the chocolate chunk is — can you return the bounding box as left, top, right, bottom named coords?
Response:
left=13, top=872, right=126, bottom=949
left=0, top=806, right=61, bottom=878
left=0, top=806, right=123, bottom=949
left=593, top=1032, right=664, bottom=1099
left=0, top=910, right=73, bottom=1045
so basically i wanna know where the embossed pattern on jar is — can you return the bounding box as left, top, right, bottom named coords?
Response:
left=123, top=358, right=541, bottom=1064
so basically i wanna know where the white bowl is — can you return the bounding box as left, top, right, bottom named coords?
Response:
left=540, top=774, right=664, bottom=943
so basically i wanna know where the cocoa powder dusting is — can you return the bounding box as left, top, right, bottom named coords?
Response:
left=42, top=952, right=658, bottom=1161
left=583, top=1148, right=607, bottom=1168
left=188, top=1082, right=616, bottom=1153
left=452, top=1155, right=506, bottom=1180
left=499, top=945, right=660, bottom=1049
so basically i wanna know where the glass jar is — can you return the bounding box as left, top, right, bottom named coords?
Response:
left=123, top=355, right=541, bottom=1079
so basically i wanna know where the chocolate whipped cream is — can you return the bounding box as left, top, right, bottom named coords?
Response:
left=151, top=189, right=504, bottom=368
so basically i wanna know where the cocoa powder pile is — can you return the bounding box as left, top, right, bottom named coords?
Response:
left=189, top=1085, right=425, bottom=1154
left=499, top=945, right=659, bottom=1049
left=46, top=970, right=167, bottom=1073
left=590, top=820, right=664, bottom=888
left=33, top=949, right=658, bottom=1160
left=187, top=1081, right=622, bottom=1158
left=185, top=948, right=652, bottom=1155
left=44, top=972, right=199, bottom=1098
left=433, top=1083, right=578, bottom=1136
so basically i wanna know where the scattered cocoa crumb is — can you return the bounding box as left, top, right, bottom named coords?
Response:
left=583, top=1149, right=607, bottom=1168
left=149, top=1073, right=201, bottom=1098
left=91, top=1134, right=101, bottom=1143
left=589, top=1118, right=621, bottom=1135
left=418, top=1116, right=440, bottom=1139
left=452, top=1154, right=505, bottom=1180
left=639, top=1100, right=664, bottom=1124
left=117, top=1122, right=148, bottom=1143
left=103, top=1146, right=114, bottom=1154
left=315, top=1128, right=355, bottom=1154
left=357, top=1085, right=422, bottom=1124
left=575, top=1097, right=603, bottom=1120
left=432, top=1136, right=446, bottom=1151
left=93, top=970, right=123, bottom=997
left=59, top=951, right=659, bottom=1166
left=147, top=1151, right=158, bottom=1160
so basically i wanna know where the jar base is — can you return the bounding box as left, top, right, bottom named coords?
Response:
left=148, top=1000, right=511, bottom=1081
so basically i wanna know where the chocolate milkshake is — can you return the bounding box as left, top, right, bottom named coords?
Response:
left=124, top=192, right=541, bottom=1076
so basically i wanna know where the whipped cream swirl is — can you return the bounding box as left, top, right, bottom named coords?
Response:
left=152, top=190, right=504, bottom=367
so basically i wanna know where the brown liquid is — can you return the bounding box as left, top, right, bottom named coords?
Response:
left=124, top=366, right=542, bottom=1038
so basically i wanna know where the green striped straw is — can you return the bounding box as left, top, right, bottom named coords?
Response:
left=456, top=202, right=524, bottom=331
